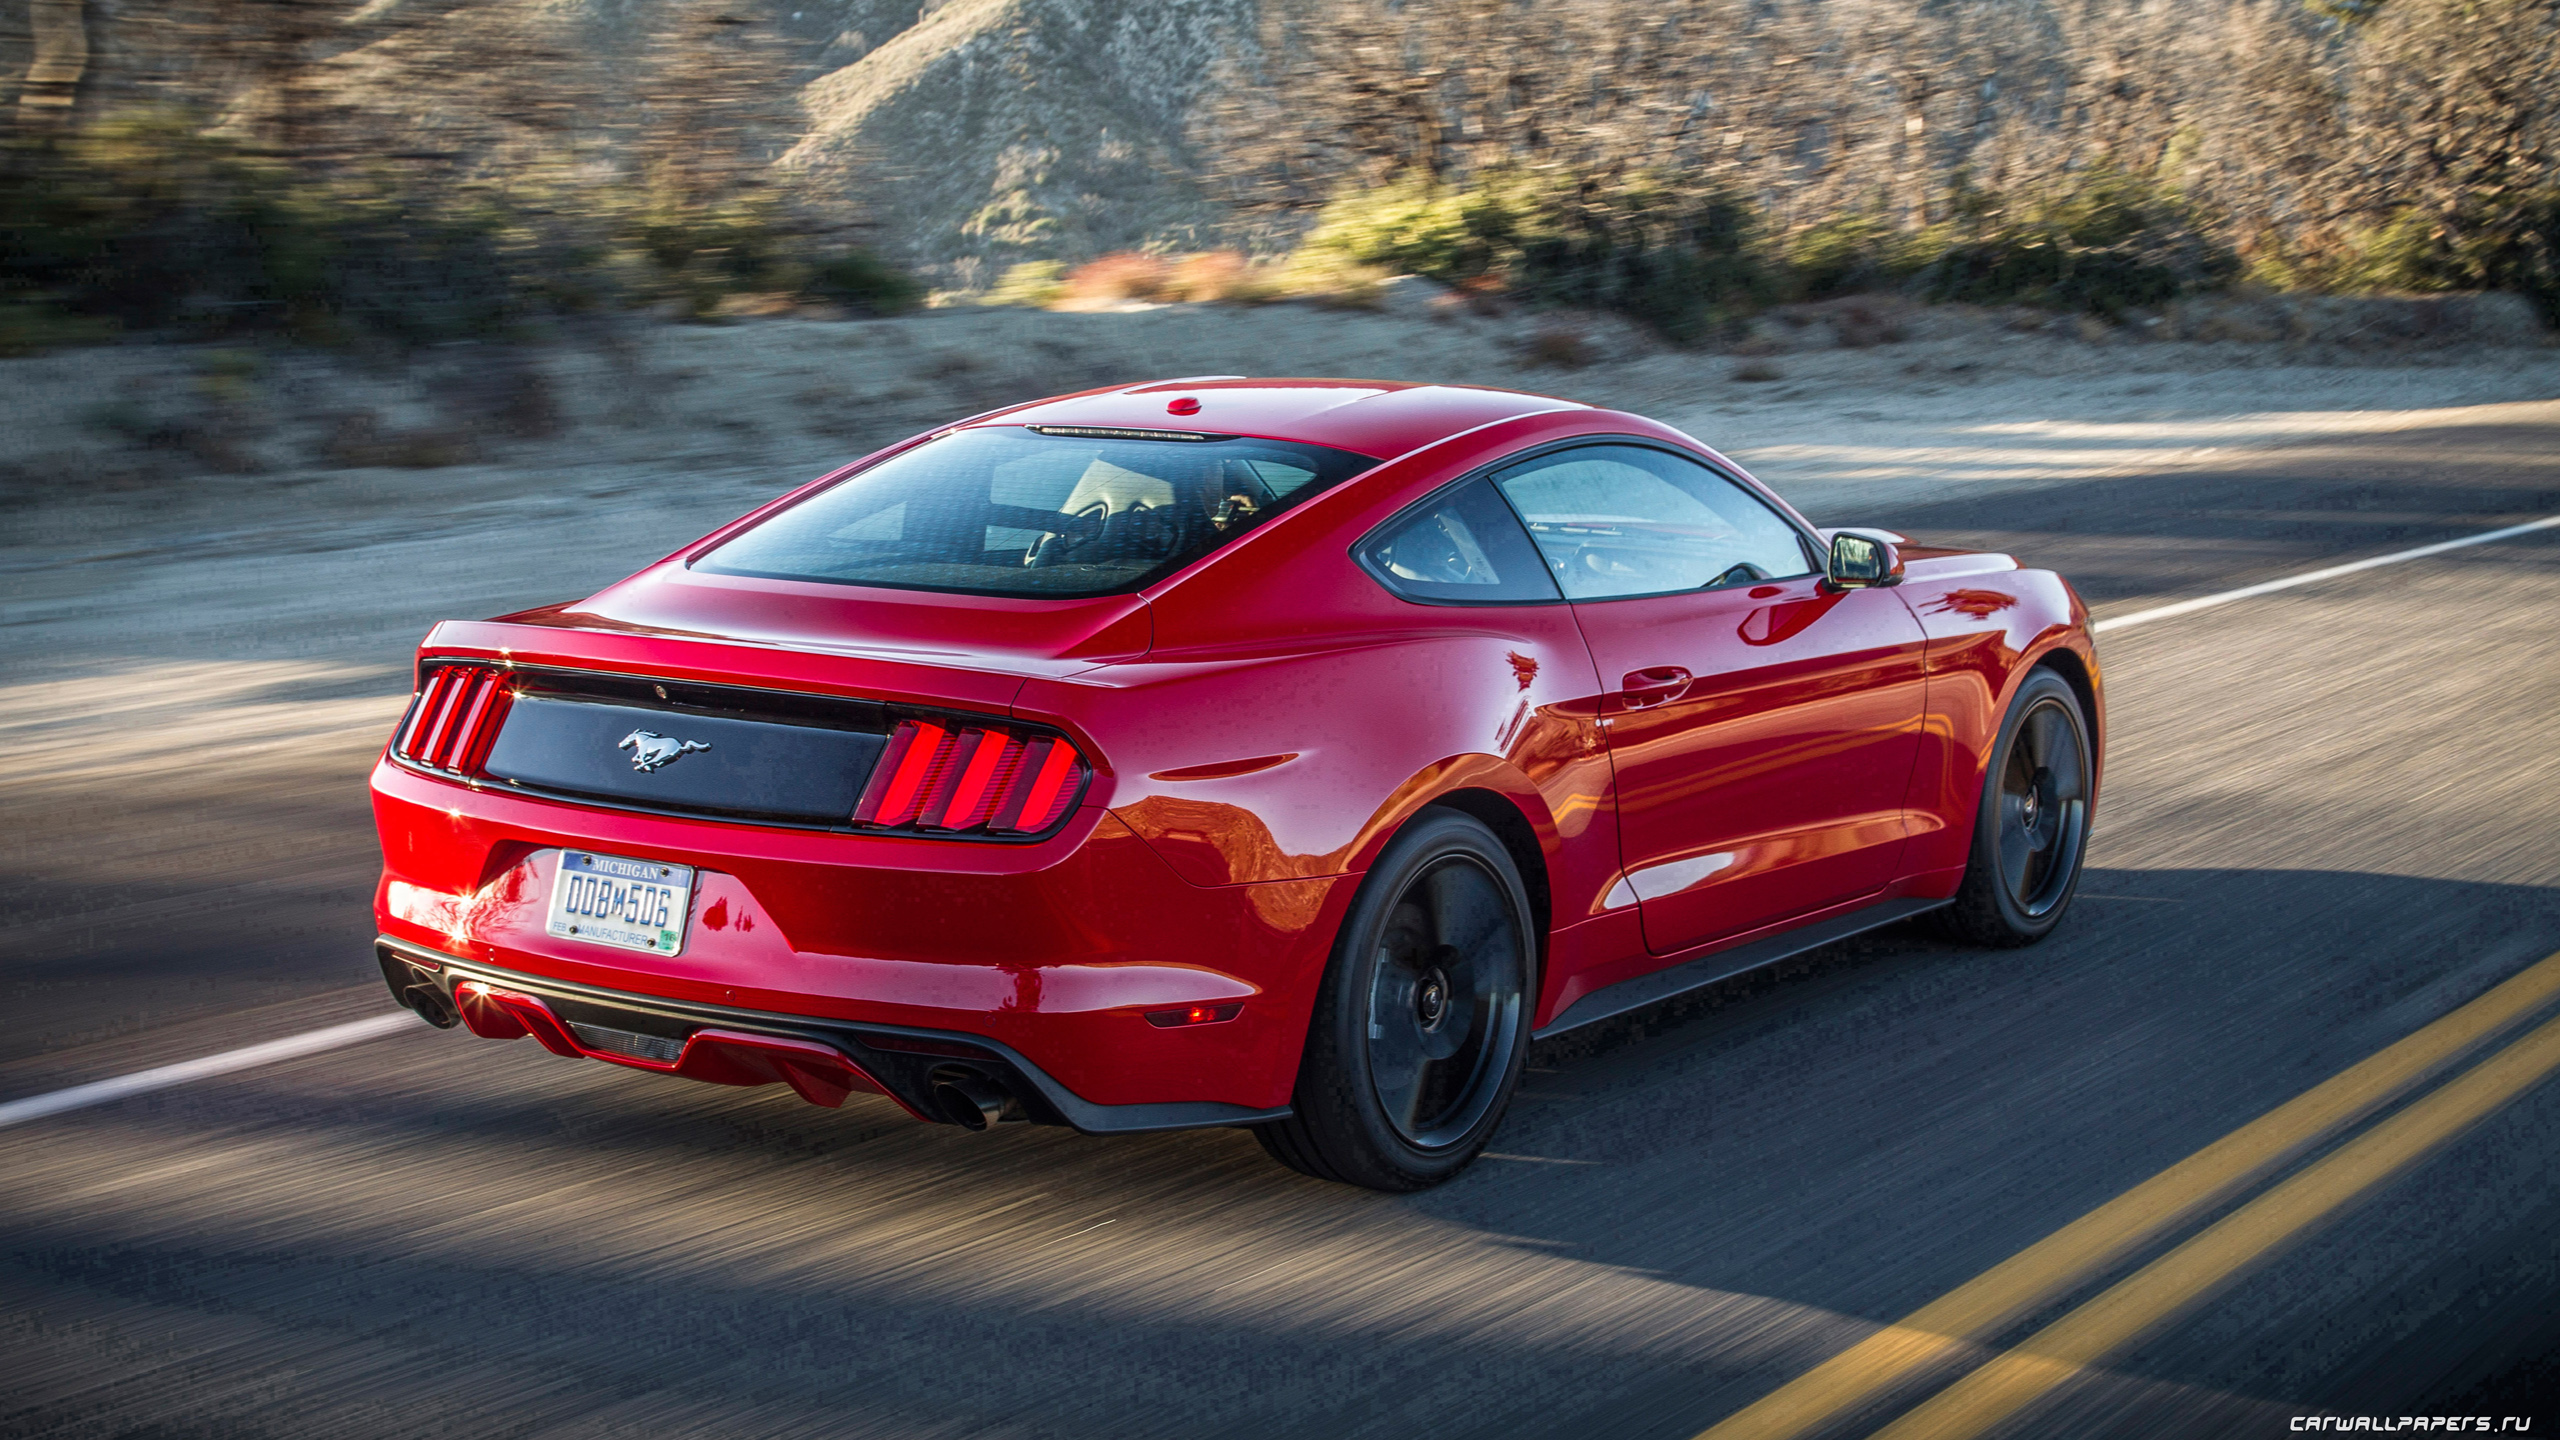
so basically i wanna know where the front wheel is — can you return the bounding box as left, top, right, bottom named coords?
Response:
left=1930, top=666, right=2094, bottom=948
left=1255, top=810, right=1535, bottom=1190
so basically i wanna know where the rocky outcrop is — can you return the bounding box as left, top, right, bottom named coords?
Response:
left=2, top=0, right=1258, bottom=283
left=778, top=0, right=1255, bottom=286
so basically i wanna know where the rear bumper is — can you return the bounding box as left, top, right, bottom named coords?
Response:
left=378, top=939, right=1290, bottom=1133
left=371, top=756, right=1349, bottom=1113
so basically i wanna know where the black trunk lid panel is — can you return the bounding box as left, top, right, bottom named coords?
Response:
left=474, top=667, right=888, bottom=826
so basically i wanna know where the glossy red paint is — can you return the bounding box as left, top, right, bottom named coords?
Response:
left=371, top=378, right=2102, bottom=1133
left=1893, top=549, right=2105, bottom=881
left=373, top=765, right=1332, bottom=1108
left=1005, top=378, right=1583, bottom=461
left=1578, top=572, right=1930, bottom=956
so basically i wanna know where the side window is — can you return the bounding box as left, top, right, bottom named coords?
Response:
left=1493, top=444, right=1816, bottom=600
left=1357, top=476, right=1562, bottom=605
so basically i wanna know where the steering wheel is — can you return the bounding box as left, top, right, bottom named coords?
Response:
left=1708, top=562, right=1771, bottom=588
left=1024, top=503, right=1183, bottom=568
left=1022, top=505, right=1104, bottom=567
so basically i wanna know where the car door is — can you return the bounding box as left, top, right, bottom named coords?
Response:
left=1489, top=443, right=1929, bottom=956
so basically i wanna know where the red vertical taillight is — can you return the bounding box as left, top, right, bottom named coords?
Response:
left=399, top=667, right=457, bottom=758
left=851, top=720, right=948, bottom=827
left=394, top=664, right=513, bottom=776
left=918, top=729, right=1024, bottom=830
left=987, top=736, right=1086, bottom=834
left=852, top=719, right=1088, bottom=836
left=427, top=666, right=486, bottom=768
left=443, top=669, right=513, bottom=773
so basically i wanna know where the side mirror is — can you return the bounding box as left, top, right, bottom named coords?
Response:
left=1825, top=529, right=1905, bottom=589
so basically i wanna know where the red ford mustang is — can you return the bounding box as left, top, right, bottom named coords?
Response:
left=372, top=378, right=2101, bottom=1189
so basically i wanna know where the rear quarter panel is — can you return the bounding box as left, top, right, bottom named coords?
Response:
left=1013, top=408, right=1682, bottom=1021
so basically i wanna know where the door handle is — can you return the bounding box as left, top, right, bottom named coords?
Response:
left=1619, top=666, right=1692, bottom=706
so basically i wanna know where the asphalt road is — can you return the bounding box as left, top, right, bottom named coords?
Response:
left=4, top=403, right=2560, bottom=1438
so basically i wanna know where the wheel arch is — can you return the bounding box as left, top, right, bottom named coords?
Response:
left=2021, top=635, right=2105, bottom=798
left=1421, top=787, right=1555, bottom=970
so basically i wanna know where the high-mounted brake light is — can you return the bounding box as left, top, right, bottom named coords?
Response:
left=1025, top=424, right=1222, bottom=442
left=853, top=719, right=1090, bottom=836
left=393, top=663, right=513, bottom=775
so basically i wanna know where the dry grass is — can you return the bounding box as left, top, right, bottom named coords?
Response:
left=1057, top=252, right=1175, bottom=307
left=1165, top=250, right=1256, bottom=303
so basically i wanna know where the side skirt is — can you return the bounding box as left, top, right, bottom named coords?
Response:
left=1531, top=896, right=1950, bottom=1040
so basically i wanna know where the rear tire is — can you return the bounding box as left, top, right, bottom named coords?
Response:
left=1930, top=667, right=2093, bottom=948
left=1255, top=810, right=1535, bottom=1190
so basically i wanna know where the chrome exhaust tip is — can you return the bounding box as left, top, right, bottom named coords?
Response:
left=377, top=947, right=459, bottom=1028
left=402, top=984, right=460, bottom=1029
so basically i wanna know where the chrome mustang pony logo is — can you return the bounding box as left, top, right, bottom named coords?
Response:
left=618, top=729, right=712, bottom=772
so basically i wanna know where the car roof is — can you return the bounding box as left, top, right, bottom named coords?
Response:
left=969, top=377, right=1589, bottom=461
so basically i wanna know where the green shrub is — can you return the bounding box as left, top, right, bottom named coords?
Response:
left=1900, top=167, right=2236, bottom=316
left=618, top=193, right=921, bottom=319
left=0, top=115, right=921, bottom=349
left=1761, top=170, right=2237, bottom=316
left=1506, top=176, right=1776, bottom=342
left=980, top=260, right=1069, bottom=308
left=0, top=118, right=526, bottom=343
left=1255, top=248, right=1391, bottom=307
left=1298, top=169, right=1777, bottom=341
left=803, top=250, right=924, bottom=314
left=1281, top=163, right=2238, bottom=331
left=628, top=197, right=782, bottom=318
left=1300, top=179, right=1494, bottom=281
left=1782, top=215, right=1906, bottom=299
left=2335, top=193, right=2560, bottom=324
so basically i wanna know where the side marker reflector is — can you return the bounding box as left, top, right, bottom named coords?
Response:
left=1145, top=1003, right=1244, bottom=1028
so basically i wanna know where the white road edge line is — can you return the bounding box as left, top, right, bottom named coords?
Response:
left=2092, top=513, right=2560, bottom=634
left=0, top=1013, right=416, bottom=1130
left=9, top=513, right=2557, bottom=1134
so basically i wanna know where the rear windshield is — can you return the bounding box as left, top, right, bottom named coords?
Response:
left=695, top=426, right=1378, bottom=598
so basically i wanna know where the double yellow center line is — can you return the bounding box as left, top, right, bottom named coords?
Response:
left=1698, top=947, right=2560, bottom=1440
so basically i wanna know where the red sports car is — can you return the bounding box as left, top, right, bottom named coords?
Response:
left=372, top=378, right=2101, bottom=1190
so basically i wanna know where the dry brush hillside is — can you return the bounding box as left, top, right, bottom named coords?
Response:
left=2, top=0, right=2553, bottom=294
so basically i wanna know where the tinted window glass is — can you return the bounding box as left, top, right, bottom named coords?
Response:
left=697, top=427, right=1376, bottom=597
left=1357, top=477, right=1562, bottom=605
left=1493, top=444, right=1815, bottom=600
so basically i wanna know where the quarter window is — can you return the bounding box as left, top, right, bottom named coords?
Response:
left=1356, top=477, right=1562, bottom=605
left=1492, top=444, right=1816, bottom=600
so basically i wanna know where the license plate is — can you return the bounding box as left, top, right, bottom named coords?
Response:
left=545, top=850, right=694, bottom=956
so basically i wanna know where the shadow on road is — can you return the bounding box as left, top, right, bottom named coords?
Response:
left=6, top=867, right=2558, bottom=1437
left=1849, top=415, right=2560, bottom=607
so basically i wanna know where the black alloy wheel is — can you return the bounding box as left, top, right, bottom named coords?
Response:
left=1256, top=809, right=1534, bottom=1190
left=1932, top=667, right=2094, bottom=947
